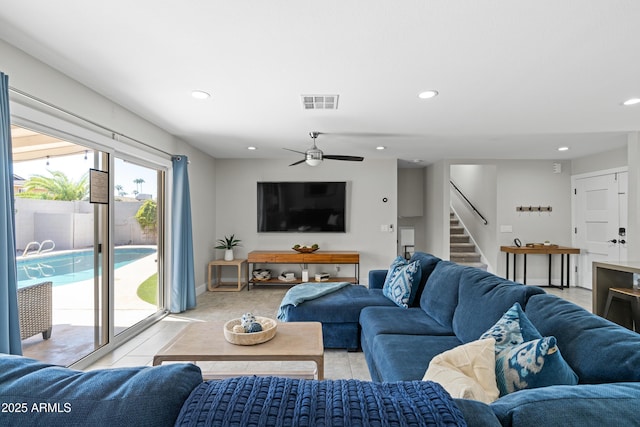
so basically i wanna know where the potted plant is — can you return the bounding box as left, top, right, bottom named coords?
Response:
left=215, top=234, right=241, bottom=261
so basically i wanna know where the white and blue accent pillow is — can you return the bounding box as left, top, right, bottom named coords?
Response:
left=495, top=336, right=579, bottom=396
left=480, top=302, right=542, bottom=354
left=383, top=256, right=422, bottom=308
left=480, top=302, right=579, bottom=396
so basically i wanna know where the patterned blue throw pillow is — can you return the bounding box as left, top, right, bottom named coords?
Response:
left=382, top=256, right=422, bottom=308
left=480, top=302, right=542, bottom=354
left=495, top=336, right=579, bottom=396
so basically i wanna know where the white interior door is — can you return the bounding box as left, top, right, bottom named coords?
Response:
left=574, top=171, right=628, bottom=289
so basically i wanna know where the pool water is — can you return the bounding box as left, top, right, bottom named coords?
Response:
left=17, top=247, right=157, bottom=288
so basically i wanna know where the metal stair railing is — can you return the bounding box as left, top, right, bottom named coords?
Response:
left=449, top=180, right=488, bottom=225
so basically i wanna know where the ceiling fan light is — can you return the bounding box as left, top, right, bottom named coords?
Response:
left=305, top=158, right=322, bottom=166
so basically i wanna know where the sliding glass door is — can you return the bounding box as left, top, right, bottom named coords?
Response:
left=11, top=124, right=165, bottom=365
left=112, top=157, right=163, bottom=335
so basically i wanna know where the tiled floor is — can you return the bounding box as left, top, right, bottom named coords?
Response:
left=84, top=284, right=594, bottom=378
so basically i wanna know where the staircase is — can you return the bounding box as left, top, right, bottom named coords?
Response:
left=450, top=212, right=487, bottom=270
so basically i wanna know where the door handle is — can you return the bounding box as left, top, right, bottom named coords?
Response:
left=620, top=239, right=626, bottom=244
left=608, top=239, right=618, bottom=244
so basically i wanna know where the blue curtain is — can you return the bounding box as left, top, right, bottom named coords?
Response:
left=170, top=156, right=196, bottom=313
left=0, top=72, right=22, bottom=355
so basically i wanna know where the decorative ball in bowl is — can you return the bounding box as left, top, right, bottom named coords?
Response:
left=292, top=244, right=319, bottom=253
left=223, top=316, right=277, bottom=345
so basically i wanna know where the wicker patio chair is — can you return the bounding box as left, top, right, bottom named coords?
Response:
left=17, top=281, right=53, bottom=340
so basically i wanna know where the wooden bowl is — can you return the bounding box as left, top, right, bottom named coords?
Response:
left=223, top=316, right=277, bottom=345
left=293, top=247, right=319, bottom=253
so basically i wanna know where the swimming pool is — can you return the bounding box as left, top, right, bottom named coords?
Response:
left=17, top=247, right=157, bottom=288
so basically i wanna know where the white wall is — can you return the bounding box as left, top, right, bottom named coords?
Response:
left=495, top=160, right=573, bottom=283
left=628, top=134, right=640, bottom=261
left=424, top=160, right=450, bottom=258
left=571, top=146, right=627, bottom=176
left=214, top=158, right=398, bottom=284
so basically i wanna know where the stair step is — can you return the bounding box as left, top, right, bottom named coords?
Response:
left=450, top=243, right=475, bottom=252
left=450, top=234, right=470, bottom=243
left=450, top=226, right=465, bottom=235
left=450, top=252, right=481, bottom=262
left=450, top=219, right=459, bottom=226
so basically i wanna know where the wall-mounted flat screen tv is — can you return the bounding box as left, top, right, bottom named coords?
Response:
left=257, top=181, right=346, bottom=232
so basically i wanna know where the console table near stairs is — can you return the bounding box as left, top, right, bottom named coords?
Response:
left=247, top=250, right=359, bottom=290
left=500, top=245, right=580, bottom=289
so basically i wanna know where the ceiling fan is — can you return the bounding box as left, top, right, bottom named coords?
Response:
left=285, top=132, right=364, bottom=166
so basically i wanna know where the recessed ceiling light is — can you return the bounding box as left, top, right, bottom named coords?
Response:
left=191, top=90, right=211, bottom=99
left=412, top=159, right=424, bottom=163
left=558, top=146, right=569, bottom=152
left=622, top=98, right=640, bottom=106
left=247, top=146, right=257, bottom=150
left=418, top=90, right=439, bottom=99
left=376, top=146, right=386, bottom=150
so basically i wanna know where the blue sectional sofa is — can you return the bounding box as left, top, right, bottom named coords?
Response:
left=359, top=252, right=640, bottom=426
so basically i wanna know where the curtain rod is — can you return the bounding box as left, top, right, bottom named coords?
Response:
left=8, top=85, right=178, bottom=159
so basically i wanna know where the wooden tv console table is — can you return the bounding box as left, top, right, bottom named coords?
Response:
left=247, top=250, right=359, bottom=290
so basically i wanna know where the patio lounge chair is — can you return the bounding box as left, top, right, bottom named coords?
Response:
left=17, top=281, right=52, bottom=340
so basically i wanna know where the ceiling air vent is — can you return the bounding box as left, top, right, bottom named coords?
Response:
left=301, top=95, right=339, bottom=110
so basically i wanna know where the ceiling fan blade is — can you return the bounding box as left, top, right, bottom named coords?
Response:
left=283, top=148, right=306, bottom=155
left=289, top=159, right=307, bottom=166
left=324, top=154, right=364, bottom=162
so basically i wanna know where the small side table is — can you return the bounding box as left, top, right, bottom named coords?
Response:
left=208, top=258, right=248, bottom=292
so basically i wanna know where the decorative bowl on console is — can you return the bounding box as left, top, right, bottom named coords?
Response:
left=292, top=244, right=319, bottom=253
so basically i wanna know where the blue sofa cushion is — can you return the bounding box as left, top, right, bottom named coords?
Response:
left=525, top=293, right=640, bottom=383
left=480, top=302, right=542, bottom=354
left=360, top=306, right=455, bottom=353
left=491, top=383, right=640, bottom=427
left=452, top=268, right=545, bottom=343
left=382, top=256, right=422, bottom=308
left=281, top=285, right=395, bottom=323
left=420, top=261, right=467, bottom=328
left=495, top=336, right=578, bottom=396
left=371, top=334, right=463, bottom=381
left=453, top=399, right=502, bottom=427
left=0, top=355, right=202, bottom=427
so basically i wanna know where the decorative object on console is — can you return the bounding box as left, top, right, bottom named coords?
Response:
left=278, top=272, right=297, bottom=282
left=315, top=272, right=330, bottom=282
left=292, top=243, right=319, bottom=253
left=215, top=234, right=241, bottom=261
left=252, top=269, right=271, bottom=281
left=223, top=316, right=277, bottom=345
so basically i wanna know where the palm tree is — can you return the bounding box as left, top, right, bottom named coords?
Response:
left=115, top=184, right=127, bottom=197
left=133, top=178, right=145, bottom=194
left=18, top=170, right=89, bottom=201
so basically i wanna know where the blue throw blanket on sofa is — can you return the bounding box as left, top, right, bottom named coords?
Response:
left=176, top=376, right=467, bottom=427
left=277, top=281, right=351, bottom=320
